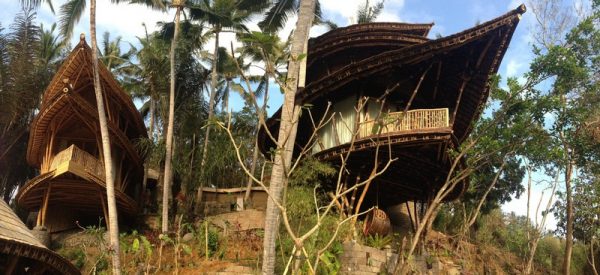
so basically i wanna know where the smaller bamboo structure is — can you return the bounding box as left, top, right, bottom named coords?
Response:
left=16, top=35, right=147, bottom=233
left=0, top=199, right=79, bottom=274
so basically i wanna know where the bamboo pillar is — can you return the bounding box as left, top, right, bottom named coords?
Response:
left=41, top=183, right=52, bottom=227
left=99, top=192, right=109, bottom=226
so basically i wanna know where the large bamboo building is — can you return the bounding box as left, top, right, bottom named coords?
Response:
left=16, top=35, right=147, bottom=233
left=261, top=6, right=525, bottom=209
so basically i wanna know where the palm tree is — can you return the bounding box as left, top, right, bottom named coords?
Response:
left=258, top=0, right=326, bottom=33
left=161, top=0, right=187, bottom=233
left=189, top=0, right=267, bottom=213
left=128, top=28, right=170, bottom=213
left=57, top=0, right=125, bottom=272
left=356, top=0, right=384, bottom=24
left=238, top=31, right=288, bottom=203
left=0, top=7, right=42, bottom=202
left=20, top=0, right=55, bottom=13
left=100, top=31, right=137, bottom=78
left=261, top=0, right=316, bottom=273
left=215, top=46, right=247, bottom=112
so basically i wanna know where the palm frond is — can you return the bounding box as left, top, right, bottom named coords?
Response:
left=20, top=0, right=55, bottom=13
left=258, top=0, right=296, bottom=33
left=58, top=0, right=86, bottom=43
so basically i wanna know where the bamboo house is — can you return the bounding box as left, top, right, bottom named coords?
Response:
left=261, top=6, right=525, bottom=209
left=16, top=35, right=147, bottom=233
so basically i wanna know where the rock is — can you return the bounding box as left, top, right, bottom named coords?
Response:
left=182, top=232, right=194, bottom=243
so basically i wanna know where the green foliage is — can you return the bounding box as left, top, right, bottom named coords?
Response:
left=356, top=0, right=384, bottom=24
left=120, top=230, right=154, bottom=265
left=318, top=244, right=342, bottom=275
left=276, top=186, right=352, bottom=274
left=196, top=221, right=220, bottom=258
left=62, top=247, right=86, bottom=269
left=288, top=157, right=336, bottom=187
left=474, top=210, right=530, bottom=258
left=364, top=234, right=392, bottom=250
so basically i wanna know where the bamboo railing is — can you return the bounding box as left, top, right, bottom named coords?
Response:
left=50, top=145, right=105, bottom=180
left=358, top=108, right=449, bottom=138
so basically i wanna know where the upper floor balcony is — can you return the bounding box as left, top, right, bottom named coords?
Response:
left=48, top=145, right=105, bottom=183
left=358, top=108, right=449, bottom=139
left=313, top=107, right=450, bottom=154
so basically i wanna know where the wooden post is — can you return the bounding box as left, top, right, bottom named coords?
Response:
left=41, top=183, right=52, bottom=227
left=36, top=210, right=42, bottom=227
left=99, top=192, right=109, bottom=226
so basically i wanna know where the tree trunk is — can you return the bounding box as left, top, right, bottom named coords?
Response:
left=224, top=79, right=230, bottom=112
left=245, top=78, right=269, bottom=203
left=563, top=161, right=574, bottom=275
left=90, top=0, right=120, bottom=273
left=590, top=239, right=599, bottom=275
left=141, top=98, right=155, bottom=211
left=261, top=1, right=316, bottom=274
left=162, top=4, right=182, bottom=233
left=196, top=29, right=220, bottom=213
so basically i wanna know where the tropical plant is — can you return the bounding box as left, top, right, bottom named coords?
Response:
left=189, top=0, right=268, bottom=213
left=356, top=0, right=384, bottom=24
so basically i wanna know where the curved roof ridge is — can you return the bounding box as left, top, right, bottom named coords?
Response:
left=309, top=22, right=435, bottom=46
left=301, top=4, right=526, bottom=102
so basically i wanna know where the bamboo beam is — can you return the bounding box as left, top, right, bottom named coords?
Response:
left=475, top=36, right=495, bottom=69
left=450, top=78, right=468, bottom=125
left=432, top=61, right=442, bottom=101
left=41, top=183, right=52, bottom=227
left=36, top=209, right=42, bottom=227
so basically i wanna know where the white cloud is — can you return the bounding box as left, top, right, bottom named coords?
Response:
left=502, top=180, right=558, bottom=232
left=506, top=58, right=525, bottom=77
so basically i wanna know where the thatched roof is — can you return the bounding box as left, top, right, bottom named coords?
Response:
left=26, top=34, right=147, bottom=167
left=0, top=200, right=79, bottom=274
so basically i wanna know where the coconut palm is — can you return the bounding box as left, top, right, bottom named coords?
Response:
left=214, top=46, right=248, bottom=112
left=189, top=0, right=267, bottom=212
left=100, top=31, right=137, bottom=78
left=259, top=0, right=326, bottom=33
left=57, top=0, right=124, bottom=272
left=238, top=31, right=289, bottom=203
left=261, top=0, right=317, bottom=273
left=20, top=0, right=55, bottom=13
left=356, top=0, right=384, bottom=24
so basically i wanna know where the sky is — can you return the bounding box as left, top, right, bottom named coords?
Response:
left=0, top=0, right=558, bottom=230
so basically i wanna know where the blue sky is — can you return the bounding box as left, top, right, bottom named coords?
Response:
left=0, top=0, right=557, bottom=230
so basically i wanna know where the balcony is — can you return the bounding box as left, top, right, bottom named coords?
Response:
left=358, top=108, right=449, bottom=139
left=49, top=145, right=105, bottom=183
left=313, top=108, right=450, bottom=155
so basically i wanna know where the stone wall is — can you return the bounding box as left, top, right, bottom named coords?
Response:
left=339, top=241, right=394, bottom=274
left=339, top=241, right=460, bottom=274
